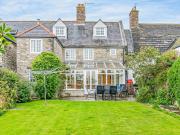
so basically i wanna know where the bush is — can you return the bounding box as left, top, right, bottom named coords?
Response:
left=136, top=87, right=155, bottom=103
left=0, top=81, right=16, bottom=109
left=32, top=52, right=66, bottom=99
left=0, top=68, right=31, bottom=106
left=155, top=88, right=171, bottom=105
left=16, top=81, right=32, bottom=103
left=0, top=68, right=19, bottom=108
left=168, top=57, right=180, bottom=106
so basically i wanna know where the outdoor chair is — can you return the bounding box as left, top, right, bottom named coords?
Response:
left=104, top=85, right=110, bottom=100
left=95, top=85, right=104, bottom=100
left=117, top=84, right=127, bottom=98
left=121, top=84, right=128, bottom=97
left=110, top=86, right=117, bottom=100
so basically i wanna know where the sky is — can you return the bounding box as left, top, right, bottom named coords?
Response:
left=0, top=0, right=179, bottom=28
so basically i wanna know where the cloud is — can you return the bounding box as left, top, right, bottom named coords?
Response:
left=0, top=0, right=179, bottom=28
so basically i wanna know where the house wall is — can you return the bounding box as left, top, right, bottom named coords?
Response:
left=16, top=38, right=61, bottom=79
left=53, top=39, right=64, bottom=61
left=65, top=48, right=124, bottom=62
left=0, top=45, right=17, bottom=71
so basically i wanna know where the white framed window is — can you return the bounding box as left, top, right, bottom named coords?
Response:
left=30, top=39, right=43, bottom=53
left=83, top=48, right=94, bottom=60
left=95, top=27, right=105, bottom=36
left=110, top=49, right=116, bottom=56
left=56, top=26, right=65, bottom=36
left=65, top=49, right=76, bottom=60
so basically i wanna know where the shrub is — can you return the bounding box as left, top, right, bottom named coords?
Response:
left=16, top=81, right=32, bottom=103
left=0, top=81, right=16, bottom=109
left=168, top=57, right=180, bottom=106
left=0, top=68, right=19, bottom=108
left=0, top=68, right=31, bottom=105
left=136, top=87, right=155, bottom=103
left=32, top=52, right=66, bottom=99
left=155, top=88, right=171, bottom=105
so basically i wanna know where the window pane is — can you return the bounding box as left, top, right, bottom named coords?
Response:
left=56, top=26, right=65, bottom=36
left=76, top=74, right=84, bottom=89
left=96, top=27, right=105, bottom=36
left=84, top=49, right=93, bottom=60
left=30, top=39, right=42, bottom=53
left=65, top=49, right=76, bottom=60
left=67, top=74, right=75, bottom=89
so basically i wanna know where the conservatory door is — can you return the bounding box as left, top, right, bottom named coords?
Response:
left=84, top=70, right=97, bottom=90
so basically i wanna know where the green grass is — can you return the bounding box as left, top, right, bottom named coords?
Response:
left=0, top=100, right=180, bottom=135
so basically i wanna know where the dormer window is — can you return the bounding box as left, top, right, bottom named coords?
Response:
left=96, top=27, right=105, bottom=36
left=53, top=19, right=67, bottom=39
left=93, top=20, right=107, bottom=38
left=56, top=26, right=65, bottom=36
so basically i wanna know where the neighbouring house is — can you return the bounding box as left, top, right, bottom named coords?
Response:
left=0, top=4, right=128, bottom=96
left=130, top=6, right=180, bottom=53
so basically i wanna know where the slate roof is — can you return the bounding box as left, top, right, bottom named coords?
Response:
left=138, top=23, right=180, bottom=52
left=16, top=22, right=55, bottom=38
left=124, top=29, right=134, bottom=53
left=1, top=20, right=128, bottom=48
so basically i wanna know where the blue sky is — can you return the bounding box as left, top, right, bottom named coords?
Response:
left=0, top=0, right=179, bottom=28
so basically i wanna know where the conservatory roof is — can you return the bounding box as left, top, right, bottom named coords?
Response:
left=64, top=61, right=125, bottom=70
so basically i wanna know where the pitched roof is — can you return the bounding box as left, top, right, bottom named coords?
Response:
left=16, top=22, right=55, bottom=37
left=3, top=20, right=127, bottom=48
left=138, top=23, right=180, bottom=52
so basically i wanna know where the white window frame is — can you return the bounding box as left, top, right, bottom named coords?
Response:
left=110, top=49, right=117, bottom=56
left=56, top=26, right=66, bottom=37
left=65, top=49, right=76, bottom=61
left=83, top=48, right=94, bottom=60
left=95, top=27, right=106, bottom=36
left=30, top=39, right=43, bottom=54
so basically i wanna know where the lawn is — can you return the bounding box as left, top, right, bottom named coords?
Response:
left=0, top=100, right=179, bottom=135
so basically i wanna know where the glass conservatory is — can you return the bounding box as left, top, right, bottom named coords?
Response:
left=65, top=61, right=125, bottom=91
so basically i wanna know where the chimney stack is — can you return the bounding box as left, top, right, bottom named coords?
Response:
left=76, top=4, right=86, bottom=24
left=129, top=6, right=139, bottom=29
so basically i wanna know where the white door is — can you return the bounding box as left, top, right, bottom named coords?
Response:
left=84, top=70, right=98, bottom=90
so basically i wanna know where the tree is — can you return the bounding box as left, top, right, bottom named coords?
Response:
left=126, top=47, right=160, bottom=102
left=126, top=48, right=178, bottom=104
left=0, top=23, right=16, bottom=54
left=168, top=57, right=180, bottom=106
left=32, top=52, right=66, bottom=99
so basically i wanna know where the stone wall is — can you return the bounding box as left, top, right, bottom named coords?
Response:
left=53, top=39, right=64, bottom=61
left=65, top=48, right=124, bottom=62
left=16, top=38, right=56, bottom=79
left=0, top=44, right=17, bottom=71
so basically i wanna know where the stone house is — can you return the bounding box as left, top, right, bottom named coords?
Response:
left=129, top=6, right=180, bottom=53
left=1, top=4, right=179, bottom=96
left=0, top=4, right=129, bottom=96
